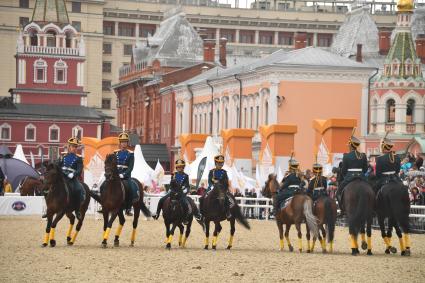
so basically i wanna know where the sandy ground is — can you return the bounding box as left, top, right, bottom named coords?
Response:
left=0, top=216, right=424, bottom=283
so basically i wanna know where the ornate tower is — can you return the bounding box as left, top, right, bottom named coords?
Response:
left=369, top=0, right=425, bottom=136
left=11, top=0, right=86, bottom=106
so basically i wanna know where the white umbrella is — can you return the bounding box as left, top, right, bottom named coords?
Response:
left=13, top=144, right=29, bottom=165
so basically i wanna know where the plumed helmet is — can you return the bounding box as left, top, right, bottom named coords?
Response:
left=289, top=159, right=299, bottom=170
left=312, top=163, right=323, bottom=173
left=118, top=132, right=129, bottom=142
left=175, top=159, right=185, bottom=168
left=348, top=135, right=361, bottom=149
left=67, top=137, right=81, bottom=146
left=381, top=137, right=394, bottom=151
left=214, top=154, right=225, bottom=163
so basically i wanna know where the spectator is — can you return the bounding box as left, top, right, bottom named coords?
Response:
left=415, top=154, right=424, bottom=170
left=197, top=182, right=206, bottom=196
left=249, top=188, right=257, bottom=219
left=401, top=157, right=412, bottom=174
left=3, top=179, right=12, bottom=193
left=0, top=167, right=4, bottom=196
left=234, top=189, right=243, bottom=198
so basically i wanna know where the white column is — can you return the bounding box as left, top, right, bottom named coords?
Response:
left=268, top=80, right=279, bottom=124
left=235, top=29, right=240, bottom=43
left=255, top=30, right=259, bottom=44
left=376, top=104, right=386, bottom=134
left=360, top=85, right=368, bottom=136
left=274, top=31, right=279, bottom=45
left=135, top=24, right=140, bottom=38
left=97, top=125, right=102, bottom=139
left=415, top=104, right=425, bottom=133
left=313, top=32, right=318, bottom=47
left=115, top=22, right=119, bottom=36
left=395, top=103, right=407, bottom=133
left=216, top=28, right=220, bottom=53
left=182, top=95, right=191, bottom=134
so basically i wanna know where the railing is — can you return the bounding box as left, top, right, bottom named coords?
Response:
left=24, top=46, right=80, bottom=56
left=385, top=123, right=395, bottom=132
left=406, top=123, right=416, bottom=134
left=119, top=60, right=148, bottom=78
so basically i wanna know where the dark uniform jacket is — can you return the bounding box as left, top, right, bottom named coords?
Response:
left=281, top=172, right=302, bottom=190
left=341, top=150, right=368, bottom=179
left=173, top=171, right=190, bottom=193
left=208, top=168, right=229, bottom=190
left=59, top=152, right=83, bottom=179
left=308, top=175, right=328, bottom=200
left=114, top=149, right=134, bottom=179
left=375, top=152, right=401, bottom=190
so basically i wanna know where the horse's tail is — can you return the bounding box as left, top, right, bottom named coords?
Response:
left=323, top=197, right=335, bottom=243
left=349, top=185, right=370, bottom=235
left=140, top=200, right=152, bottom=218
left=88, top=189, right=101, bottom=203
left=232, top=203, right=250, bottom=230
left=389, top=184, right=410, bottom=234
left=304, top=198, right=319, bottom=238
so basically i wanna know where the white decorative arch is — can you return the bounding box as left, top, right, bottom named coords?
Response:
left=0, top=123, right=11, bottom=141
left=25, top=123, right=36, bottom=141
left=48, top=124, right=60, bottom=142
left=402, top=90, right=422, bottom=104
left=42, top=23, right=61, bottom=34
left=379, top=90, right=402, bottom=105
left=33, top=58, right=47, bottom=83
left=24, top=22, right=42, bottom=33
left=62, top=24, right=78, bottom=35
left=72, top=125, right=83, bottom=140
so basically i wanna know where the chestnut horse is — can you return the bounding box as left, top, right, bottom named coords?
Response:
left=18, top=176, right=43, bottom=196
left=312, top=195, right=337, bottom=253
left=42, top=163, right=90, bottom=247
left=89, top=154, right=151, bottom=248
left=262, top=173, right=279, bottom=214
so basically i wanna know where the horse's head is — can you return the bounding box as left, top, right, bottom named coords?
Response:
left=263, top=173, right=278, bottom=198
left=44, top=162, right=61, bottom=184
left=212, top=180, right=226, bottom=202
left=104, top=154, right=118, bottom=181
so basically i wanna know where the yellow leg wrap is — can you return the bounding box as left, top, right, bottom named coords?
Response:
left=360, top=233, right=366, bottom=243
left=49, top=228, right=55, bottom=241
left=329, top=241, right=333, bottom=253
left=320, top=239, right=326, bottom=250
left=311, top=239, right=316, bottom=251
left=43, top=233, right=49, bottom=244
left=383, top=237, right=390, bottom=248
left=66, top=224, right=74, bottom=238
left=279, top=239, right=284, bottom=250
left=178, top=234, right=183, bottom=245
left=115, top=225, right=123, bottom=237
left=71, top=231, right=79, bottom=243
left=285, top=236, right=292, bottom=247
left=167, top=234, right=173, bottom=244
left=404, top=234, right=411, bottom=249
left=212, top=236, right=218, bottom=246
left=204, top=237, right=209, bottom=246
left=298, top=238, right=302, bottom=251
left=388, top=237, right=392, bottom=246
left=399, top=237, right=405, bottom=251
left=350, top=235, right=357, bottom=249
left=131, top=229, right=136, bottom=243
left=182, top=236, right=187, bottom=247
left=103, top=228, right=111, bottom=240
left=228, top=235, right=234, bottom=247
left=367, top=236, right=372, bottom=250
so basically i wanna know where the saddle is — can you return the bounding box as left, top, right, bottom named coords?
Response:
left=280, top=196, right=293, bottom=210
left=122, top=178, right=140, bottom=204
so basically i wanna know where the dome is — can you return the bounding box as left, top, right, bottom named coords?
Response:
left=397, top=0, right=414, bottom=13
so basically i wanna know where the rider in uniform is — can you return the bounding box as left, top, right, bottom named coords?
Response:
left=59, top=137, right=84, bottom=220
left=154, top=159, right=203, bottom=223
left=307, top=162, right=328, bottom=201
left=336, top=132, right=368, bottom=213
left=375, top=136, right=401, bottom=194
left=206, top=155, right=232, bottom=219
left=275, top=158, right=302, bottom=212
left=114, top=132, right=139, bottom=216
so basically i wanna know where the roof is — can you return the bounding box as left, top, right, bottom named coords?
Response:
left=139, top=144, right=169, bottom=163
left=32, top=0, right=69, bottom=25
left=0, top=102, right=108, bottom=121
left=412, top=7, right=425, bottom=41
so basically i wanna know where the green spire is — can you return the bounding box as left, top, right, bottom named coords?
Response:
left=31, top=0, right=69, bottom=25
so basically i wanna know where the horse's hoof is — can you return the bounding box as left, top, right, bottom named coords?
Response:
left=212, top=245, right=216, bottom=250
left=226, top=245, right=232, bottom=250
left=367, top=250, right=373, bottom=256
left=355, top=248, right=360, bottom=254
left=49, top=240, right=56, bottom=247
left=361, top=241, right=368, bottom=250
left=405, top=249, right=411, bottom=256
left=289, top=245, right=294, bottom=252
left=351, top=249, right=358, bottom=256
left=390, top=246, right=397, bottom=254
left=401, top=250, right=406, bottom=256
left=178, top=242, right=182, bottom=247
left=42, top=243, right=48, bottom=247
left=299, top=249, right=302, bottom=253
left=385, top=248, right=390, bottom=254
left=204, top=245, right=209, bottom=250
left=130, top=242, right=134, bottom=247
left=66, top=236, right=71, bottom=243
left=114, top=240, right=119, bottom=247
left=101, top=240, right=107, bottom=248
left=166, top=243, right=171, bottom=249
left=322, top=249, right=327, bottom=254
left=67, top=241, right=74, bottom=246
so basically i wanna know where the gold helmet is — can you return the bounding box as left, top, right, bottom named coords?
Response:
left=289, top=159, right=299, bottom=171
left=348, top=128, right=361, bottom=149
left=381, top=138, right=394, bottom=151
left=175, top=159, right=185, bottom=168
left=67, top=137, right=81, bottom=146
left=312, top=163, right=323, bottom=174
left=214, top=154, right=225, bottom=164
left=118, top=132, right=129, bottom=142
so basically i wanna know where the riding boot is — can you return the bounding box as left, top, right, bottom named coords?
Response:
left=336, top=188, right=344, bottom=216
left=224, top=197, right=232, bottom=220
left=154, top=195, right=167, bottom=220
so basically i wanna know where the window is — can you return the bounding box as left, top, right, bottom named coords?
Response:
left=72, top=21, right=81, bottom=32
left=102, top=62, right=112, bottom=73
left=103, top=43, right=112, bottom=54
left=256, top=106, right=259, bottom=128
left=72, top=126, right=83, bottom=140
left=139, top=24, right=156, bottom=38
left=49, top=125, right=60, bottom=142
left=265, top=101, right=269, bottom=125
left=19, top=0, right=29, bottom=8
left=54, top=59, right=68, bottom=84
left=0, top=123, right=11, bottom=141
left=244, top=107, right=247, bottom=127
left=72, top=1, right=81, bottom=13
left=25, top=124, right=36, bottom=141
left=203, top=28, right=216, bottom=39
left=216, top=109, right=220, bottom=133
left=46, top=30, right=57, bottom=47
left=386, top=99, right=395, bottom=123
left=225, top=108, right=228, bottom=128
left=34, top=59, right=47, bottom=83
left=103, top=21, right=115, bottom=36
left=19, top=17, right=29, bottom=27
left=259, top=32, right=274, bottom=45
left=220, top=29, right=235, bottom=43
left=102, top=99, right=111, bottom=109
left=318, top=34, right=332, bottom=47
left=118, top=23, right=135, bottom=37
left=29, top=31, right=38, bottom=46
left=239, top=31, right=255, bottom=44
left=102, top=80, right=111, bottom=91
left=279, top=33, right=293, bottom=45
left=123, top=44, right=132, bottom=56
left=406, top=99, right=415, bottom=124
left=250, top=107, right=253, bottom=128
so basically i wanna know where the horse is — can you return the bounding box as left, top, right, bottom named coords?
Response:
left=18, top=176, right=43, bottom=196
left=200, top=181, right=250, bottom=250
left=275, top=192, right=319, bottom=252
left=161, top=179, right=200, bottom=249
left=42, top=162, right=91, bottom=247
left=311, top=195, right=337, bottom=253
left=262, top=173, right=279, bottom=214
left=343, top=179, right=375, bottom=255
left=89, top=154, right=151, bottom=248
left=375, top=181, right=411, bottom=256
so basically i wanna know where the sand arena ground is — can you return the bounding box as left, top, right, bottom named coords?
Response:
left=0, top=216, right=424, bottom=282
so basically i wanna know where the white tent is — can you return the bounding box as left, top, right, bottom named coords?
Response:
left=276, top=165, right=284, bottom=183
left=188, top=136, right=219, bottom=181
left=132, top=144, right=154, bottom=186
left=13, top=144, right=29, bottom=164
left=84, top=153, right=105, bottom=189
left=152, top=159, right=165, bottom=185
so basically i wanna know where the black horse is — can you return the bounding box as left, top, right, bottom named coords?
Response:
left=343, top=179, right=375, bottom=255
left=200, top=181, right=250, bottom=250
left=375, top=181, right=411, bottom=256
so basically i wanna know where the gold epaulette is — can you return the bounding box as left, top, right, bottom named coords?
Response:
left=114, top=149, right=120, bottom=152
left=60, top=152, right=67, bottom=155
left=76, top=154, right=82, bottom=158
left=309, top=176, right=315, bottom=181
left=127, top=150, right=133, bottom=153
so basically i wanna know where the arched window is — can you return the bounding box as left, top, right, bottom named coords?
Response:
left=225, top=107, right=228, bottom=129
left=29, top=30, right=38, bottom=46
left=72, top=125, right=83, bottom=140
left=265, top=101, right=269, bottom=125
left=386, top=99, right=395, bottom=123
left=216, top=109, right=220, bottom=134
left=65, top=31, right=73, bottom=48
left=33, top=58, right=47, bottom=83
left=179, top=112, right=183, bottom=134
left=54, top=59, right=68, bottom=84
left=0, top=123, right=11, bottom=141
left=200, top=114, right=203, bottom=133
left=25, top=123, right=36, bottom=141
left=46, top=30, right=57, bottom=47
left=194, top=114, right=198, bottom=133
left=204, top=113, right=207, bottom=133
left=406, top=99, right=415, bottom=124
left=48, top=124, right=60, bottom=142
left=371, top=99, right=378, bottom=124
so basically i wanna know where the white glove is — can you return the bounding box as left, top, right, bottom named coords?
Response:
left=119, top=174, right=124, bottom=179
left=183, top=188, right=188, bottom=194
left=67, top=173, right=74, bottom=179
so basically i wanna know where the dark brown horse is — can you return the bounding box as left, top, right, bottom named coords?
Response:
left=90, top=154, right=151, bottom=248
left=161, top=179, right=200, bottom=249
left=200, top=181, right=250, bottom=250
left=262, top=173, right=279, bottom=213
left=18, top=176, right=43, bottom=196
left=312, top=195, right=337, bottom=253
left=274, top=193, right=319, bottom=252
left=343, top=179, right=375, bottom=255
left=42, top=162, right=90, bottom=247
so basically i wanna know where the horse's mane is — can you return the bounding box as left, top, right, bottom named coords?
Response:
left=105, top=153, right=116, bottom=164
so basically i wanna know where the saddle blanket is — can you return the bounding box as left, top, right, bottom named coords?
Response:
left=280, top=197, right=293, bottom=210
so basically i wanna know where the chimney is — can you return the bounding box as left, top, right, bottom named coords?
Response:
left=416, top=36, right=425, bottom=64
left=356, top=44, right=363, bottom=63
left=378, top=30, right=391, bottom=55
left=203, top=39, right=215, bottom=63
left=219, top=37, right=227, bottom=67
left=294, top=32, right=307, bottom=49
